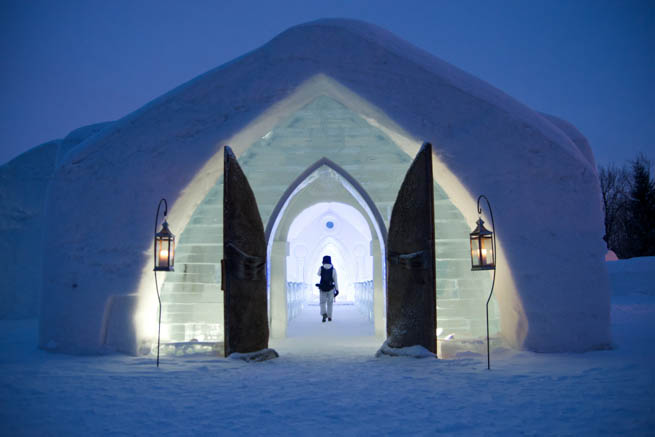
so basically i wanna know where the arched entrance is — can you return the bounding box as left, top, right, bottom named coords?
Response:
left=266, top=159, right=387, bottom=338
left=155, top=93, right=500, bottom=353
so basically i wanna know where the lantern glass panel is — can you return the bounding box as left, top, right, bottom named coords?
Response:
left=480, top=234, right=494, bottom=267
left=470, top=236, right=481, bottom=267
left=169, top=239, right=175, bottom=268
left=157, top=238, right=167, bottom=269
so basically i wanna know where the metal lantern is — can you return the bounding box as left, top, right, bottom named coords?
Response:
left=153, top=198, right=174, bottom=368
left=470, top=194, right=497, bottom=370
left=470, top=218, right=495, bottom=271
left=154, top=220, right=175, bottom=272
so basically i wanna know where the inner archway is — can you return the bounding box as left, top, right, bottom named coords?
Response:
left=266, top=160, right=387, bottom=339
left=287, top=202, right=372, bottom=306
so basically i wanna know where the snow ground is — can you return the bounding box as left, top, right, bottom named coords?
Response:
left=1, top=261, right=654, bottom=436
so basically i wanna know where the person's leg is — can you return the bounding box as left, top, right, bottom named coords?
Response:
left=319, top=291, right=327, bottom=321
left=327, top=291, right=334, bottom=320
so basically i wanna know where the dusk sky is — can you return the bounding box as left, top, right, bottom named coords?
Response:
left=1, top=0, right=652, bottom=166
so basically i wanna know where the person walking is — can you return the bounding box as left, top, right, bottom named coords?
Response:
left=316, top=255, right=339, bottom=322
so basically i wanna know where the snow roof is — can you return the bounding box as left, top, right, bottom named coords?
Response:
left=61, top=19, right=591, bottom=168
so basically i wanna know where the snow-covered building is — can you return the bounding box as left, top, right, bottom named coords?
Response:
left=1, top=19, right=610, bottom=355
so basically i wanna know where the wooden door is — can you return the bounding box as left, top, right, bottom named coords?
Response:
left=222, top=146, right=269, bottom=356
left=385, top=142, right=437, bottom=354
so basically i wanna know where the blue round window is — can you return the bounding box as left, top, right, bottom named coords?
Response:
left=326, top=221, right=334, bottom=229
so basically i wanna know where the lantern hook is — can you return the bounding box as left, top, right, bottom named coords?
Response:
left=153, top=198, right=168, bottom=368
left=476, top=194, right=496, bottom=370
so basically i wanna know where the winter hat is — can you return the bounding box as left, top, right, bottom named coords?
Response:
left=322, top=255, right=331, bottom=264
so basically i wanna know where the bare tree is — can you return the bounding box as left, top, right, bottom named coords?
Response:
left=599, top=153, right=655, bottom=259
left=599, top=163, right=629, bottom=256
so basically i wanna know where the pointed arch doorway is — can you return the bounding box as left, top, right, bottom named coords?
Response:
left=266, top=158, right=387, bottom=339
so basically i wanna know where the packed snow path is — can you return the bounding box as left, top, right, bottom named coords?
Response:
left=276, top=303, right=379, bottom=358
left=2, top=260, right=654, bottom=436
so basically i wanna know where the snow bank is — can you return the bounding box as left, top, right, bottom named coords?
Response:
left=34, top=18, right=609, bottom=354
left=228, top=348, right=279, bottom=362
left=607, top=257, right=655, bottom=297
left=375, top=340, right=435, bottom=358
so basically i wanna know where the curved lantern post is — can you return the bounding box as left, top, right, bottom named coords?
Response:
left=470, top=195, right=496, bottom=369
left=154, top=198, right=175, bottom=367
